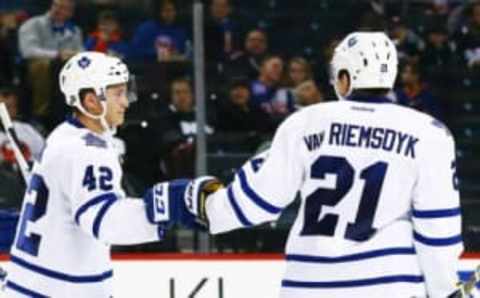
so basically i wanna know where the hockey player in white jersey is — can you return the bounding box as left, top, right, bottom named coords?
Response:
left=186, top=32, right=464, bottom=298
left=3, top=52, right=213, bottom=297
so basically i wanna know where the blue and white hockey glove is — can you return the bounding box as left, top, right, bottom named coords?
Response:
left=144, top=179, right=220, bottom=230
left=184, top=176, right=224, bottom=227
left=143, top=179, right=190, bottom=228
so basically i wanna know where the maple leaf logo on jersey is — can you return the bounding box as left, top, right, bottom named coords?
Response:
left=78, top=57, right=91, bottom=69
left=82, top=133, right=107, bottom=148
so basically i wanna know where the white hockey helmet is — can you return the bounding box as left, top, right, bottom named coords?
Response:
left=331, top=32, right=398, bottom=99
left=59, top=51, right=136, bottom=119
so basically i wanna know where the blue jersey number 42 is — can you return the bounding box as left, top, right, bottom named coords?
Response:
left=16, top=174, right=49, bottom=256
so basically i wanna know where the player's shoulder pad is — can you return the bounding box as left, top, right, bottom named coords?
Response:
left=395, top=105, right=453, bottom=140
left=82, top=133, right=108, bottom=149
left=430, top=118, right=453, bottom=138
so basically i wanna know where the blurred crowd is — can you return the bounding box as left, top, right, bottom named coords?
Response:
left=0, top=0, right=479, bottom=211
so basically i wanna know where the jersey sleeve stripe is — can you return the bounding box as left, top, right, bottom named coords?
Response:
left=227, top=186, right=253, bottom=227
left=10, top=254, right=113, bottom=283
left=92, top=196, right=118, bottom=238
left=286, top=247, right=416, bottom=263
left=413, top=231, right=463, bottom=246
left=74, top=192, right=117, bottom=225
left=281, top=275, right=425, bottom=288
left=5, top=280, right=48, bottom=298
left=412, top=207, right=461, bottom=218
left=237, top=169, right=282, bottom=214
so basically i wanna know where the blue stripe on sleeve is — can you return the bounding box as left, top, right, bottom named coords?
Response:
left=412, top=207, right=461, bottom=218
left=6, top=280, right=49, bottom=298
left=74, top=192, right=117, bottom=224
left=227, top=186, right=253, bottom=227
left=237, top=169, right=282, bottom=215
left=92, top=196, right=117, bottom=238
left=413, top=231, right=463, bottom=246
left=282, top=275, right=424, bottom=288
left=10, top=255, right=113, bottom=283
left=286, top=247, right=416, bottom=263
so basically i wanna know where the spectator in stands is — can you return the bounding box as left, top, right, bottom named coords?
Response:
left=285, top=57, right=313, bottom=88
left=208, top=0, right=240, bottom=56
left=216, top=79, right=273, bottom=133
left=389, top=16, right=425, bottom=64
left=421, top=22, right=458, bottom=84
left=157, top=78, right=214, bottom=178
left=455, top=2, right=480, bottom=69
left=84, top=10, right=129, bottom=59
left=226, top=29, right=269, bottom=79
left=0, top=10, right=20, bottom=86
left=275, top=57, right=313, bottom=115
left=0, top=88, right=45, bottom=170
left=250, top=55, right=294, bottom=120
left=18, top=0, right=83, bottom=120
left=393, top=62, right=443, bottom=120
left=130, top=0, right=187, bottom=62
left=293, top=80, right=324, bottom=109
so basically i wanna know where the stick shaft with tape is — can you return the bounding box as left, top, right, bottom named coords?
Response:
left=0, top=102, right=31, bottom=183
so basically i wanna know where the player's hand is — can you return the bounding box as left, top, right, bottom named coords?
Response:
left=184, top=176, right=224, bottom=227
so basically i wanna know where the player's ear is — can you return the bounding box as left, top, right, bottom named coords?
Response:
left=81, top=90, right=102, bottom=115
left=337, top=70, right=351, bottom=96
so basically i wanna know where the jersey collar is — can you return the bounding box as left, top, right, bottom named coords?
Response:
left=66, top=116, right=85, bottom=129
left=346, top=95, right=392, bottom=104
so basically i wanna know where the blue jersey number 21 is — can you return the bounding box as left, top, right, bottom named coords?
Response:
left=16, top=175, right=49, bottom=256
left=300, top=155, right=388, bottom=241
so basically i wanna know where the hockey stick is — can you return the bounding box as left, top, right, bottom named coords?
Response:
left=0, top=103, right=33, bottom=292
left=0, top=102, right=30, bottom=183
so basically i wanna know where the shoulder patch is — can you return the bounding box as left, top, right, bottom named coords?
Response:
left=82, top=133, right=107, bottom=148
left=431, top=119, right=452, bottom=137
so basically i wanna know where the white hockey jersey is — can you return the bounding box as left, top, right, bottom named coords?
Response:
left=5, top=117, right=162, bottom=298
left=206, top=97, right=463, bottom=298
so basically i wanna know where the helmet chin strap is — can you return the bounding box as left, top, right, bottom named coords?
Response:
left=100, top=115, right=116, bottom=137
left=76, top=94, right=116, bottom=136
left=99, top=103, right=116, bottom=137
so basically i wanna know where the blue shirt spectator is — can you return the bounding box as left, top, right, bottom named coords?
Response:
left=130, top=0, right=187, bottom=61
left=250, top=56, right=295, bottom=120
